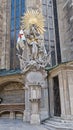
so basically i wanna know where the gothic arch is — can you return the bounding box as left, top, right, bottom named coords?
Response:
left=0, top=77, right=25, bottom=91
left=0, top=79, right=24, bottom=90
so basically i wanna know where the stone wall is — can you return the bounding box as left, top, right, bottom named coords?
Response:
left=56, top=0, right=73, bottom=62
left=26, top=0, right=42, bottom=11
left=0, top=74, right=25, bottom=117
left=0, top=0, right=4, bottom=66
left=0, top=0, right=11, bottom=69
left=48, top=61, right=73, bottom=120
left=0, top=82, right=25, bottom=104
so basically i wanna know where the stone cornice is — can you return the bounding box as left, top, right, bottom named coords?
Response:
left=47, top=61, right=73, bottom=77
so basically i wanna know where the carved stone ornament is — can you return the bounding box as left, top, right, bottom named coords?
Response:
left=16, top=10, right=50, bottom=73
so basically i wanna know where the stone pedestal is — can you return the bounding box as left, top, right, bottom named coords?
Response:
left=30, top=114, right=40, bottom=124
left=22, top=70, right=48, bottom=124
left=30, top=100, right=40, bottom=124
left=23, top=110, right=30, bottom=122
left=29, top=84, right=41, bottom=124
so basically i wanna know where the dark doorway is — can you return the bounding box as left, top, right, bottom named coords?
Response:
left=53, top=76, right=61, bottom=116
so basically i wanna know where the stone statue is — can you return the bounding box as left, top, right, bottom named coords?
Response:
left=16, top=29, right=26, bottom=52
left=16, top=10, right=50, bottom=72
left=16, top=29, right=30, bottom=70
left=16, top=10, right=49, bottom=125
left=26, top=24, right=39, bottom=60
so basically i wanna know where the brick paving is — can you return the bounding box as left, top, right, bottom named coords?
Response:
left=0, top=119, right=47, bottom=130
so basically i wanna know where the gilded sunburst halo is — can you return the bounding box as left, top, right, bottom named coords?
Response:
left=21, top=10, right=45, bottom=34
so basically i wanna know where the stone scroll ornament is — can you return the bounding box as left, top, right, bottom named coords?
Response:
left=16, top=10, right=50, bottom=72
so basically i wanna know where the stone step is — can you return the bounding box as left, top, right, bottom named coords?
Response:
left=50, top=117, right=64, bottom=122
left=42, top=118, right=73, bottom=130
left=43, top=125, right=56, bottom=130
left=50, top=117, right=73, bottom=123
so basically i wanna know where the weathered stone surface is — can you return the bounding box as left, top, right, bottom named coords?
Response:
left=0, top=0, right=11, bottom=69
left=56, top=0, right=73, bottom=62
left=23, top=69, right=48, bottom=124
left=48, top=61, right=73, bottom=120
left=0, top=119, right=48, bottom=130
left=0, top=73, right=25, bottom=119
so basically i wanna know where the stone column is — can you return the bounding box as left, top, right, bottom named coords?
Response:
left=59, top=70, right=71, bottom=119
left=59, top=71, right=66, bottom=118
left=67, top=70, right=73, bottom=118
left=23, top=70, right=48, bottom=124
left=30, top=100, right=40, bottom=124
left=1, top=0, right=11, bottom=69
left=10, top=111, right=15, bottom=119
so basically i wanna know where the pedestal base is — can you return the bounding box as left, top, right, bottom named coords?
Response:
left=23, top=110, right=30, bottom=122
left=30, top=114, right=40, bottom=124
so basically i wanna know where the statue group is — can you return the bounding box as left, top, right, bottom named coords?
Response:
left=16, top=11, right=50, bottom=125
left=16, top=10, right=50, bottom=72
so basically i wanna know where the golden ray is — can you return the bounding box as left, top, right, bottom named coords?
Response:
left=21, top=10, right=45, bottom=34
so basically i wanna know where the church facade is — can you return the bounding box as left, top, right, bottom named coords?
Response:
left=0, top=0, right=73, bottom=126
